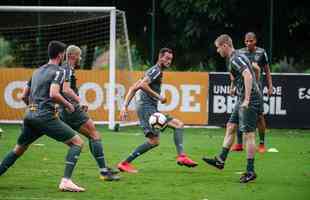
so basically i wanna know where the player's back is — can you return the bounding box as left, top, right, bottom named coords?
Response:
left=29, top=64, right=64, bottom=113
left=60, top=63, right=79, bottom=105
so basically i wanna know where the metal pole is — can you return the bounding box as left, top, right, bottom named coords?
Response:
left=269, top=0, right=274, bottom=64
left=151, top=0, right=156, bottom=65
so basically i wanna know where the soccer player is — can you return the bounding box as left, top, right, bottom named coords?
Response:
left=59, top=45, right=119, bottom=181
left=231, top=32, right=273, bottom=153
left=117, top=48, right=198, bottom=173
left=0, top=41, right=85, bottom=192
left=202, top=34, right=263, bottom=183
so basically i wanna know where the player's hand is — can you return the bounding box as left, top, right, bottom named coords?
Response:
left=66, top=103, right=75, bottom=113
left=159, top=96, right=167, bottom=104
left=229, top=87, right=236, bottom=96
left=120, top=108, right=129, bottom=121
left=241, top=99, right=250, bottom=108
left=268, top=86, right=273, bottom=96
left=81, top=104, right=88, bottom=112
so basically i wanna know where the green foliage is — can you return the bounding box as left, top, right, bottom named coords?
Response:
left=0, top=37, right=16, bottom=68
left=270, top=57, right=309, bottom=73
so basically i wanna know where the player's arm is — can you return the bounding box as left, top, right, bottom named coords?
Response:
left=242, top=68, right=253, bottom=107
left=252, top=62, right=261, bottom=81
left=229, top=73, right=236, bottom=96
left=50, top=70, right=74, bottom=112
left=263, top=64, right=273, bottom=96
left=263, top=51, right=273, bottom=96
left=139, top=76, right=166, bottom=103
left=120, top=80, right=142, bottom=120
left=21, top=78, right=31, bottom=105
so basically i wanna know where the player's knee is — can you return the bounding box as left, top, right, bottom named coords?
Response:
left=89, top=131, right=101, bottom=140
left=13, top=145, right=27, bottom=156
left=70, top=135, right=84, bottom=147
left=226, top=123, right=236, bottom=134
left=177, top=121, right=184, bottom=129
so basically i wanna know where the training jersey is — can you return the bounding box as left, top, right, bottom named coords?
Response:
left=228, top=51, right=262, bottom=103
left=27, top=64, right=66, bottom=113
left=238, top=47, right=269, bottom=83
left=61, top=63, right=79, bottom=106
left=136, top=64, right=163, bottom=107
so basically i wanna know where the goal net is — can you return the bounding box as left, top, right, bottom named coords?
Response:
left=0, top=6, right=137, bottom=129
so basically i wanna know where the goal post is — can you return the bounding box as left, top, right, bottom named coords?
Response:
left=0, top=6, right=134, bottom=129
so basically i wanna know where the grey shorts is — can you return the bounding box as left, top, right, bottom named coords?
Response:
left=136, top=105, right=172, bottom=138
left=228, top=101, right=262, bottom=133
left=59, top=105, right=89, bottom=131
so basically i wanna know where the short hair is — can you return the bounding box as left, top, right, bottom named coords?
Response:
left=245, top=32, right=256, bottom=39
left=159, top=48, right=173, bottom=57
left=48, top=41, right=66, bottom=59
left=66, top=45, right=81, bottom=60
left=214, top=34, right=233, bottom=47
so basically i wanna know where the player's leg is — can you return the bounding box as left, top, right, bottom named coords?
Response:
left=202, top=103, right=239, bottom=169
left=0, top=122, right=41, bottom=176
left=118, top=106, right=159, bottom=173
left=79, top=118, right=120, bottom=181
left=257, top=114, right=267, bottom=153
left=167, top=118, right=197, bottom=167
left=239, top=106, right=258, bottom=183
left=43, top=117, right=85, bottom=192
left=231, top=128, right=243, bottom=151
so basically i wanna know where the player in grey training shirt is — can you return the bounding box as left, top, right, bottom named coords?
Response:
left=117, top=48, right=197, bottom=173
left=203, top=34, right=263, bottom=183
left=0, top=41, right=86, bottom=192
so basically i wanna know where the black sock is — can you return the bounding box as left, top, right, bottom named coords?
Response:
left=125, top=142, right=158, bottom=163
left=219, top=147, right=229, bottom=161
left=0, top=151, right=19, bottom=176
left=89, top=139, right=106, bottom=170
left=64, top=145, right=81, bottom=179
left=247, top=158, right=255, bottom=172
left=237, top=128, right=243, bottom=145
left=259, top=132, right=265, bottom=145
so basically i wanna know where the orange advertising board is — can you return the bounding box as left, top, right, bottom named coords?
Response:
left=0, top=68, right=209, bottom=125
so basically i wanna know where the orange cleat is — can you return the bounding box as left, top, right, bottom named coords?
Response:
left=117, top=161, right=138, bottom=173
left=177, top=153, right=198, bottom=167
left=59, top=178, right=85, bottom=192
left=231, top=144, right=243, bottom=152
left=258, top=144, right=266, bottom=153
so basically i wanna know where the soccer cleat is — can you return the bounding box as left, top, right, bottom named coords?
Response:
left=231, top=144, right=243, bottom=152
left=177, top=153, right=198, bottom=167
left=107, top=167, right=120, bottom=175
left=257, top=144, right=266, bottom=153
left=117, top=161, right=138, bottom=173
left=239, top=171, right=257, bottom=183
left=202, top=156, right=224, bottom=170
left=100, top=168, right=121, bottom=181
left=59, top=178, right=85, bottom=192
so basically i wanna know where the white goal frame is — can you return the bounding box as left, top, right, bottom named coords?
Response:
left=0, top=6, right=128, bottom=130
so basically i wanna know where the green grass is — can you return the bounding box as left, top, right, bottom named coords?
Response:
left=0, top=124, right=309, bottom=200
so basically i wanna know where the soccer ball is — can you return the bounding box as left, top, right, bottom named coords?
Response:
left=149, top=112, right=167, bottom=130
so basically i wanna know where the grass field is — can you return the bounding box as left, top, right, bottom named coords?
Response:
left=0, top=124, right=309, bottom=200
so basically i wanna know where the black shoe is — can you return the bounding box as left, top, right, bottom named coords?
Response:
left=240, top=171, right=257, bottom=183
left=107, top=167, right=120, bottom=175
left=202, top=156, right=224, bottom=170
left=100, top=169, right=121, bottom=181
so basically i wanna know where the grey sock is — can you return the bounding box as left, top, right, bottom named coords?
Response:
left=125, top=142, right=158, bottom=163
left=64, top=145, right=81, bottom=179
left=174, top=128, right=184, bottom=155
left=89, top=139, right=106, bottom=169
left=0, top=151, right=19, bottom=176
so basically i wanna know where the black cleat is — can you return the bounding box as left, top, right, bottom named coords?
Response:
left=107, top=167, right=120, bottom=175
left=239, top=172, right=257, bottom=183
left=202, top=156, right=224, bottom=170
left=100, top=168, right=121, bottom=181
